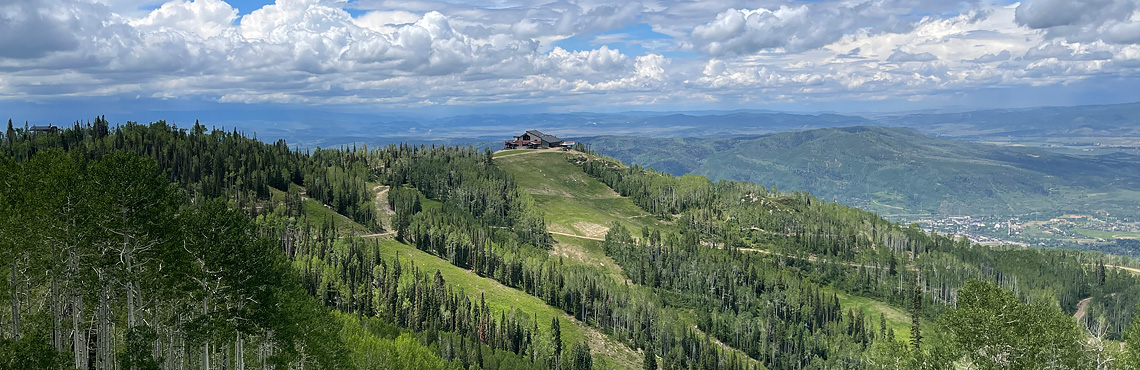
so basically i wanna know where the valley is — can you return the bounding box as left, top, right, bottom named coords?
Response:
left=585, top=126, right=1140, bottom=255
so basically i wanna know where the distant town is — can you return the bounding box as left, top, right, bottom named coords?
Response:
left=893, top=213, right=1140, bottom=250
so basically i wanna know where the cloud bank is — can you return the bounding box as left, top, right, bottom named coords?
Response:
left=1, top=0, right=1138, bottom=111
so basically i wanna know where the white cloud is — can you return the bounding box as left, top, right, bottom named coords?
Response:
left=688, top=0, right=916, bottom=56
left=0, top=0, right=1138, bottom=110
left=887, top=50, right=938, bottom=62
left=131, top=0, right=237, bottom=39
left=1015, top=0, right=1140, bottom=44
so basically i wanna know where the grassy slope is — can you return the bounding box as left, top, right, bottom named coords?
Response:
left=366, top=181, right=639, bottom=368
left=493, top=149, right=536, bottom=157
left=270, top=187, right=372, bottom=235
left=281, top=182, right=641, bottom=368
left=498, top=152, right=768, bottom=367
left=365, top=237, right=641, bottom=369
left=496, top=150, right=921, bottom=360
left=497, top=151, right=673, bottom=240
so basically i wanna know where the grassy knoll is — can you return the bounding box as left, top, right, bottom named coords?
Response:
left=497, top=151, right=673, bottom=239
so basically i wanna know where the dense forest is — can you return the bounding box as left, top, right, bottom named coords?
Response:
left=4, top=118, right=1140, bottom=369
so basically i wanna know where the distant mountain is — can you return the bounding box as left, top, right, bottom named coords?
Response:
left=586, top=126, right=1140, bottom=218
left=878, top=101, right=1140, bottom=140
left=30, top=101, right=1139, bottom=153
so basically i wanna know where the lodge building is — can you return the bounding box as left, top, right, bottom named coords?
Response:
left=504, top=130, right=575, bottom=149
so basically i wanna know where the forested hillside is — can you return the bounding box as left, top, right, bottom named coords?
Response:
left=5, top=119, right=1140, bottom=369
left=585, top=127, right=1140, bottom=220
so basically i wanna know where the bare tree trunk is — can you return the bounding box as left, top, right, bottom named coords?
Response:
left=236, top=333, right=244, bottom=370
left=202, top=300, right=210, bottom=370
left=10, top=262, right=20, bottom=340
left=73, top=293, right=87, bottom=369
left=203, top=341, right=210, bottom=370
left=126, top=235, right=136, bottom=330
left=98, top=286, right=108, bottom=370
left=52, top=276, right=62, bottom=351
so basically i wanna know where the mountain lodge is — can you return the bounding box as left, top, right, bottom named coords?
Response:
left=505, top=130, right=575, bottom=149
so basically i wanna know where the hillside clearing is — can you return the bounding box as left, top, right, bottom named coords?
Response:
left=497, top=151, right=673, bottom=239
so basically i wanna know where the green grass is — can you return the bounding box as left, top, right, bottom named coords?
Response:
left=551, top=234, right=628, bottom=284
left=494, top=149, right=535, bottom=157
left=370, top=237, right=641, bottom=369
left=497, top=151, right=673, bottom=239
left=269, top=187, right=372, bottom=235
left=1075, top=227, right=1140, bottom=240
left=302, top=199, right=374, bottom=235
left=831, top=290, right=930, bottom=344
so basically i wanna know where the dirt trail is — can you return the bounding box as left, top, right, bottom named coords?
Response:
left=738, top=247, right=919, bottom=271
left=1105, top=264, right=1140, bottom=275
left=549, top=231, right=606, bottom=241
left=492, top=148, right=564, bottom=159
left=359, top=231, right=396, bottom=238
left=1074, top=297, right=1092, bottom=322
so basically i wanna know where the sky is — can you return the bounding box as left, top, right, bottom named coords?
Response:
left=3, top=0, right=1140, bottom=121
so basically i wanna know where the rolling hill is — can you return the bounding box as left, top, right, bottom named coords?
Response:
left=585, top=126, right=1140, bottom=219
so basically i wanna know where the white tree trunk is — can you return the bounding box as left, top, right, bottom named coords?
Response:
left=236, top=332, right=244, bottom=370
left=73, top=293, right=87, bottom=369
left=10, top=263, right=20, bottom=340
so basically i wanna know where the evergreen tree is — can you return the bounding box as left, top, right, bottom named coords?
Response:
left=643, top=337, right=657, bottom=370
left=551, top=317, right=562, bottom=370
left=570, top=341, right=592, bottom=370
left=911, top=277, right=922, bottom=351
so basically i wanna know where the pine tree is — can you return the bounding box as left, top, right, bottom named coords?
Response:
left=551, top=317, right=563, bottom=370
left=910, top=278, right=922, bottom=351
left=1097, top=261, right=1107, bottom=286
left=879, top=313, right=888, bottom=340
left=4, top=119, right=13, bottom=150
left=644, top=337, right=657, bottom=370
left=571, top=341, right=592, bottom=370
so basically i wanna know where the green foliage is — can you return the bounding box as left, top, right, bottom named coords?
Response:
left=569, top=341, right=593, bottom=370
left=384, top=145, right=550, bottom=248
left=0, top=150, right=348, bottom=369
left=643, top=337, right=657, bottom=370
left=0, top=313, right=71, bottom=370
left=1124, top=311, right=1140, bottom=369
left=2, top=118, right=379, bottom=228
left=938, top=280, right=1089, bottom=369
left=10, top=118, right=1140, bottom=370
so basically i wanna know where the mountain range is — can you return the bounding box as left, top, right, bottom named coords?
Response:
left=584, top=126, right=1140, bottom=220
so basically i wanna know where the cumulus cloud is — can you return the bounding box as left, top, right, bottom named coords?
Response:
left=0, top=0, right=1138, bottom=110
left=688, top=0, right=915, bottom=56
left=1015, top=0, right=1140, bottom=44
left=887, top=50, right=938, bottom=62
left=970, top=50, right=1011, bottom=63
left=0, top=0, right=92, bottom=59
left=540, top=46, right=629, bottom=77
left=131, top=0, right=237, bottom=39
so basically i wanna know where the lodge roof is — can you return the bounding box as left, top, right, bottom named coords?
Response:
left=30, top=125, right=60, bottom=132
left=525, top=130, right=561, bottom=143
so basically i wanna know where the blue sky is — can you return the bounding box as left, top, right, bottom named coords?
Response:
left=2, top=0, right=1140, bottom=123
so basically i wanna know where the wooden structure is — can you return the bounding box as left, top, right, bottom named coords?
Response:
left=30, top=125, right=61, bottom=133
left=505, top=130, right=563, bottom=149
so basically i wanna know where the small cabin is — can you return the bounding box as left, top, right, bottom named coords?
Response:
left=505, top=130, right=563, bottom=149
left=30, top=125, right=61, bottom=133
